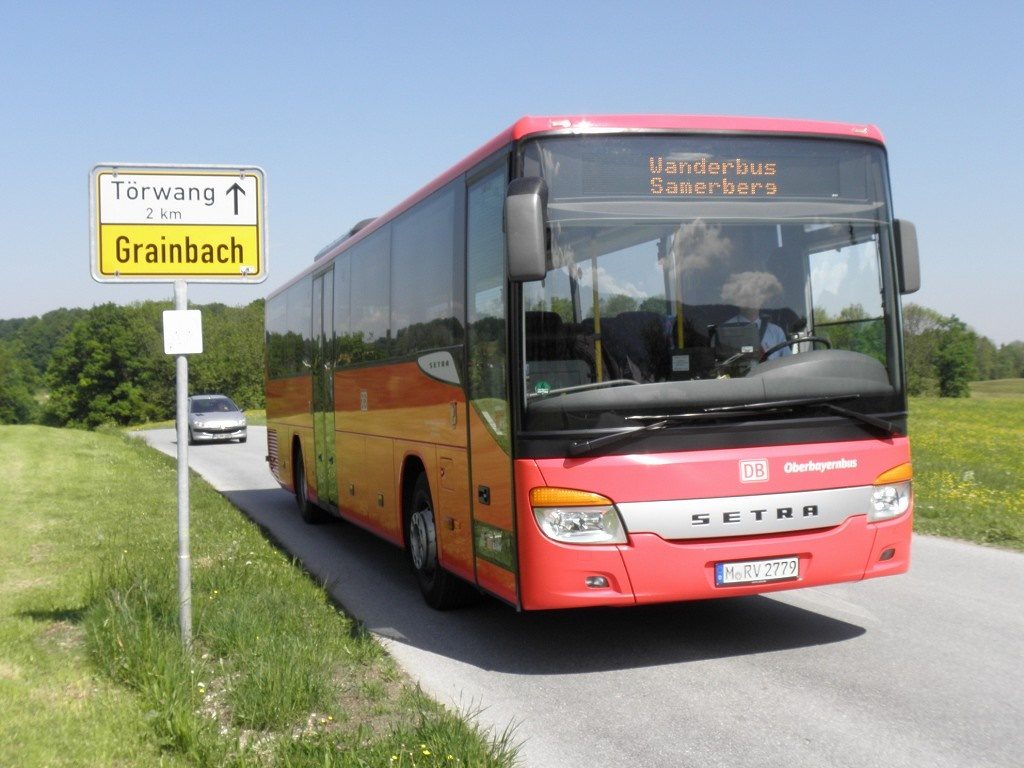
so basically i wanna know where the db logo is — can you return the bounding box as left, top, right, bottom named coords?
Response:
left=740, top=459, right=769, bottom=483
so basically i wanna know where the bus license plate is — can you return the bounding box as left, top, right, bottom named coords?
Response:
left=715, top=556, right=799, bottom=586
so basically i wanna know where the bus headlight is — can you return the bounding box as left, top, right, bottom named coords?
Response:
left=869, top=463, right=912, bottom=522
left=530, top=487, right=627, bottom=544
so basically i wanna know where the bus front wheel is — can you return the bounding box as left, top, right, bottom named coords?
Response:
left=405, top=473, right=477, bottom=610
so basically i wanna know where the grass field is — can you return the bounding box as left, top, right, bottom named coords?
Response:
left=0, top=425, right=516, bottom=767
left=909, top=380, right=1024, bottom=549
left=966, top=379, right=1024, bottom=399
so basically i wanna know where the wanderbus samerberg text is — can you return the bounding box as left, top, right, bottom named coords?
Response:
left=265, top=115, right=920, bottom=610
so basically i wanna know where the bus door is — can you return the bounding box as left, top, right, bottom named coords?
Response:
left=466, top=166, right=519, bottom=606
left=312, top=269, right=338, bottom=508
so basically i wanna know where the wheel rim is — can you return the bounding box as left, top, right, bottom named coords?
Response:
left=409, top=504, right=436, bottom=574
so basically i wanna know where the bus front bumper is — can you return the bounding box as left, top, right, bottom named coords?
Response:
left=517, top=512, right=911, bottom=611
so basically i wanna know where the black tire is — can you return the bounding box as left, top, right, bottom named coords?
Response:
left=405, top=473, right=479, bottom=610
left=294, top=446, right=327, bottom=524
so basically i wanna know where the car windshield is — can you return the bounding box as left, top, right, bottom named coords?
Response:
left=519, top=135, right=901, bottom=431
left=191, top=397, right=239, bottom=414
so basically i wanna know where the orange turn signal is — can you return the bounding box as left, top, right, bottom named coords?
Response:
left=874, top=462, right=912, bottom=485
left=529, top=487, right=613, bottom=508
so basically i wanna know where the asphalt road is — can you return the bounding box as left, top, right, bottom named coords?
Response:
left=137, top=427, right=1024, bottom=768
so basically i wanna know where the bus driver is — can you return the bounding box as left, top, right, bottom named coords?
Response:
left=720, top=270, right=792, bottom=362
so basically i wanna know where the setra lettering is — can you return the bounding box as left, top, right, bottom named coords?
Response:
left=690, top=505, right=819, bottom=527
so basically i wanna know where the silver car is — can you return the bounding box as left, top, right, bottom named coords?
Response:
left=186, top=394, right=247, bottom=444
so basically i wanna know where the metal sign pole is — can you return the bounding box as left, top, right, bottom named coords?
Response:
left=173, top=279, right=193, bottom=651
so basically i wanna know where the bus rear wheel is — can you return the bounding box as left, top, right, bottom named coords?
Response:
left=406, top=473, right=478, bottom=610
left=294, top=446, right=326, bottom=524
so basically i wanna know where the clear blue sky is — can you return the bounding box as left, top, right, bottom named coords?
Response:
left=2, top=0, right=1021, bottom=344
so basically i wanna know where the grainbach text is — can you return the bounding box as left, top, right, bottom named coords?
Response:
left=113, top=234, right=246, bottom=265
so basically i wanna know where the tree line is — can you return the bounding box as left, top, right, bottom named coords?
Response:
left=0, top=300, right=264, bottom=427
left=0, top=299, right=1021, bottom=427
left=903, top=305, right=1024, bottom=397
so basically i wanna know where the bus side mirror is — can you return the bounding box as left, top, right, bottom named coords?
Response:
left=506, top=177, right=548, bottom=282
left=894, top=219, right=920, bottom=294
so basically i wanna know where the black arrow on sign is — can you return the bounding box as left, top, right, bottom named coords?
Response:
left=226, top=183, right=246, bottom=215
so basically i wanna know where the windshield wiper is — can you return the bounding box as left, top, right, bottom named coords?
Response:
left=812, top=399, right=899, bottom=435
left=568, top=418, right=675, bottom=457
left=567, top=395, right=896, bottom=458
left=568, top=409, right=751, bottom=457
left=702, top=395, right=898, bottom=435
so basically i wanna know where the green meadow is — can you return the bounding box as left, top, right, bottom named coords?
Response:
left=909, top=380, right=1024, bottom=549
left=0, top=426, right=516, bottom=768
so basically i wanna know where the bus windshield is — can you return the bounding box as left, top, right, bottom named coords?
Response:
left=519, top=135, right=902, bottom=432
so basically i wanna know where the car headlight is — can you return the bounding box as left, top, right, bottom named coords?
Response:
left=869, top=463, right=912, bottom=522
left=530, top=487, right=627, bottom=544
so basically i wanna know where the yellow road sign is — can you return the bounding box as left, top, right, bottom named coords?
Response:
left=91, top=165, right=266, bottom=282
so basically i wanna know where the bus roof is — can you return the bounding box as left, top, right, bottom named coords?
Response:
left=271, top=115, right=884, bottom=297
left=506, top=114, right=884, bottom=143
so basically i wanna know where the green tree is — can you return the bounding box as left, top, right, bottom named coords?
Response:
left=189, top=300, right=265, bottom=409
left=0, top=339, right=40, bottom=423
left=814, top=304, right=885, bottom=364
left=934, top=315, right=977, bottom=398
left=994, top=341, right=1024, bottom=379
left=549, top=296, right=574, bottom=323
left=902, top=303, right=944, bottom=396
left=0, top=318, right=28, bottom=343
left=638, top=295, right=669, bottom=314
left=973, top=335, right=999, bottom=380
left=44, top=303, right=174, bottom=427
left=15, top=308, right=88, bottom=377
left=600, top=293, right=639, bottom=316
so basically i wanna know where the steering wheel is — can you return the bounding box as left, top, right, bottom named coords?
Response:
left=761, top=336, right=831, bottom=360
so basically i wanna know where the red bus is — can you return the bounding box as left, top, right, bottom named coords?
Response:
left=265, top=115, right=920, bottom=610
